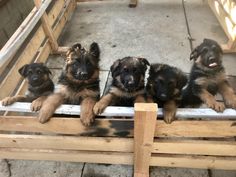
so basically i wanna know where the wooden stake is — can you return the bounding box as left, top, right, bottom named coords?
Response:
left=133, top=103, right=157, bottom=177
left=34, top=0, right=58, bottom=52
left=129, top=0, right=138, bottom=8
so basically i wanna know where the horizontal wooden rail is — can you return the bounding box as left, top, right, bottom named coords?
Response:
left=0, top=116, right=235, bottom=138
left=0, top=147, right=235, bottom=170
left=1, top=102, right=236, bottom=119
left=0, top=134, right=235, bottom=157
left=0, top=0, right=52, bottom=67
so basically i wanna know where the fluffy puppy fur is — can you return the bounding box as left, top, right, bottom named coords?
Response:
left=38, top=42, right=100, bottom=126
left=1, top=63, right=54, bottom=111
left=182, top=38, right=236, bottom=111
left=93, top=56, right=150, bottom=115
left=146, top=63, right=187, bottom=123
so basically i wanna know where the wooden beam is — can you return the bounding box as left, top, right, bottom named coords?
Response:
left=0, top=148, right=133, bottom=165
left=133, top=103, right=157, bottom=177
left=155, top=120, right=236, bottom=138
left=153, top=140, right=236, bottom=156
left=0, top=0, right=52, bottom=68
left=34, top=0, right=58, bottom=52
left=2, top=102, right=236, bottom=119
left=150, top=154, right=236, bottom=170
left=0, top=134, right=133, bottom=152
left=0, top=116, right=235, bottom=138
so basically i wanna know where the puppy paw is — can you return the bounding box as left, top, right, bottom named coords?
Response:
left=38, top=111, right=52, bottom=124
left=93, top=102, right=107, bottom=115
left=80, top=114, right=94, bottom=127
left=164, top=111, right=175, bottom=124
left=225, top=96, right=236, bottom=109
left=31, top=99, right=43, bottom=112
left=207, top=101, right=225, bottom=112
left=1, top=97, right=15, bottom=106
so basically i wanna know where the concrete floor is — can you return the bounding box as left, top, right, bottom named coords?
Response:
left=1, top=0, right=236, bottom=176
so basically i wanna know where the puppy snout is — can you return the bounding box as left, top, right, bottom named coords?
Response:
left=77, top=71, right=88, bottom=79
left=32, top=76, right=39, bottom=81
left=160, top=93, right=167, bottom=100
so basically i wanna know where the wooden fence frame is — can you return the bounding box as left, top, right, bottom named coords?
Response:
left=0, top=1, right=236, bottom=177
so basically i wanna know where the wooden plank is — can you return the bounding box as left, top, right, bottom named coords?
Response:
left=208, top=0, right=236, bottom=41
left=218, top=0, right=236, bottom=24
left=0, top=0, right=73, bottom=99
left=0, top=116, right=235, bottom=138
left=0, top=7, right=38, bottom=76
left=2, top=102, right=236, bottom=119
left=0, top=134, right=133, bottom=152
left=134, top=103, right=157, bottom=177
left=0, top=116, right=134, bottom=136
left=34, top=0, right=58, bottom=52
left=150, top=154, right=236, bottom=170
left=0, top=0, right=53, bottom=67
left=155, top=120, right=236, bottom=138
left=153, top=140, right=236, bottom=156
left=0, top=148, right=133, bottom=165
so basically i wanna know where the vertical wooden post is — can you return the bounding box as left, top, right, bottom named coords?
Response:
left=34, top=0, right=59, bottom=52
left=129, top=0, right=138, bottom=8
left=133, top=103, right=157, bottom=177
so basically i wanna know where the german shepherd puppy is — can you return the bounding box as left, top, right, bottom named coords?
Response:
left=93, top=56, right=150, bottom=115
left=38, top=42, right=100, bottom=126
left=1, top=63, right=54, bottom=111
left=146, top=63, right=187, bottom=123
left=182, top=38, right=236, bottom=111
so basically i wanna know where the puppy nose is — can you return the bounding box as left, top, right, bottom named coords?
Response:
left=78, top=71, right=88, bottom=79
left=32, top=76, right=38, bottom=81
left=160, top=94, right=167, bottom=99
left=127, top=80, right=135, bottom=87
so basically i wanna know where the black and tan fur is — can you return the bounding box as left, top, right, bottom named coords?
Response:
left=1, top=63, right=54, bottom=111
left=146, top=63, right=187, bottom=123
left=38, top=42, right=100, bottom=126
left=182, top=38, right=236, bottom=111
left=93, top=56, right=150, bottom=115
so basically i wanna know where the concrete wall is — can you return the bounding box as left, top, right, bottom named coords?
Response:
left=0, top=0, right=34, bottom=48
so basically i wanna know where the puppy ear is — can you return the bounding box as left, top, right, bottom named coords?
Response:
left=18, top=64, right=29, bottom=77
left=65, top=44, right=79, bottom=63
left=90, top=42, right=100, bottom=58
left=43, top=65, right=52, bottom=75
left=190, top=46, right=200, bottom=61
left=110, top=59, right=121, bottom=77
left=138, top=57, right=150, bottom=66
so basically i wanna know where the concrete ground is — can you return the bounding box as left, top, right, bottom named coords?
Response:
left=1, top=0, right=236, bottom=176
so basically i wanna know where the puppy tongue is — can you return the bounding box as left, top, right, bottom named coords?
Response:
left=209, top=62, right=217, bottom=67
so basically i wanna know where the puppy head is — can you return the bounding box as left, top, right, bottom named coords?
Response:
left=18, top=63, right=52, bottom=87
left=111, top=57, right=150, bottom=92
left=190, top=39, right=223, bottom=69
left=65, top=42, right=100, bottom=81
left=148, top=64, right=187, bottom=101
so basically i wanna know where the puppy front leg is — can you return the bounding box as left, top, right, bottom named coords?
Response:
left=1, top=95, right=28, bottom=106
left=134, top=94, right=146, bottom=103
left=38, top=93, right=64, bottom=123
left=93, top=93, right=114, bottom=115
left=31, top=96, right=47, bottom=112
left=146, top=95, right=154, bottom=103
left=163, top=100, right=177, bottom=124
left=199, top=89, right=225, bottom=112
left=80, top=97, right=97, bottom=126
left=219, top=81, right=236, bottom=109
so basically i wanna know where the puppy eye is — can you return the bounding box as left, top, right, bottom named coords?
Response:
left=86, top=60, right=91, bottom=66
left=123, top=68, right=128, bottom=72
left=202, top=47, right=208, bottom=53
left=37, top=70, right=42, bottom=74
left=28, top=70, right=33, bottom=75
